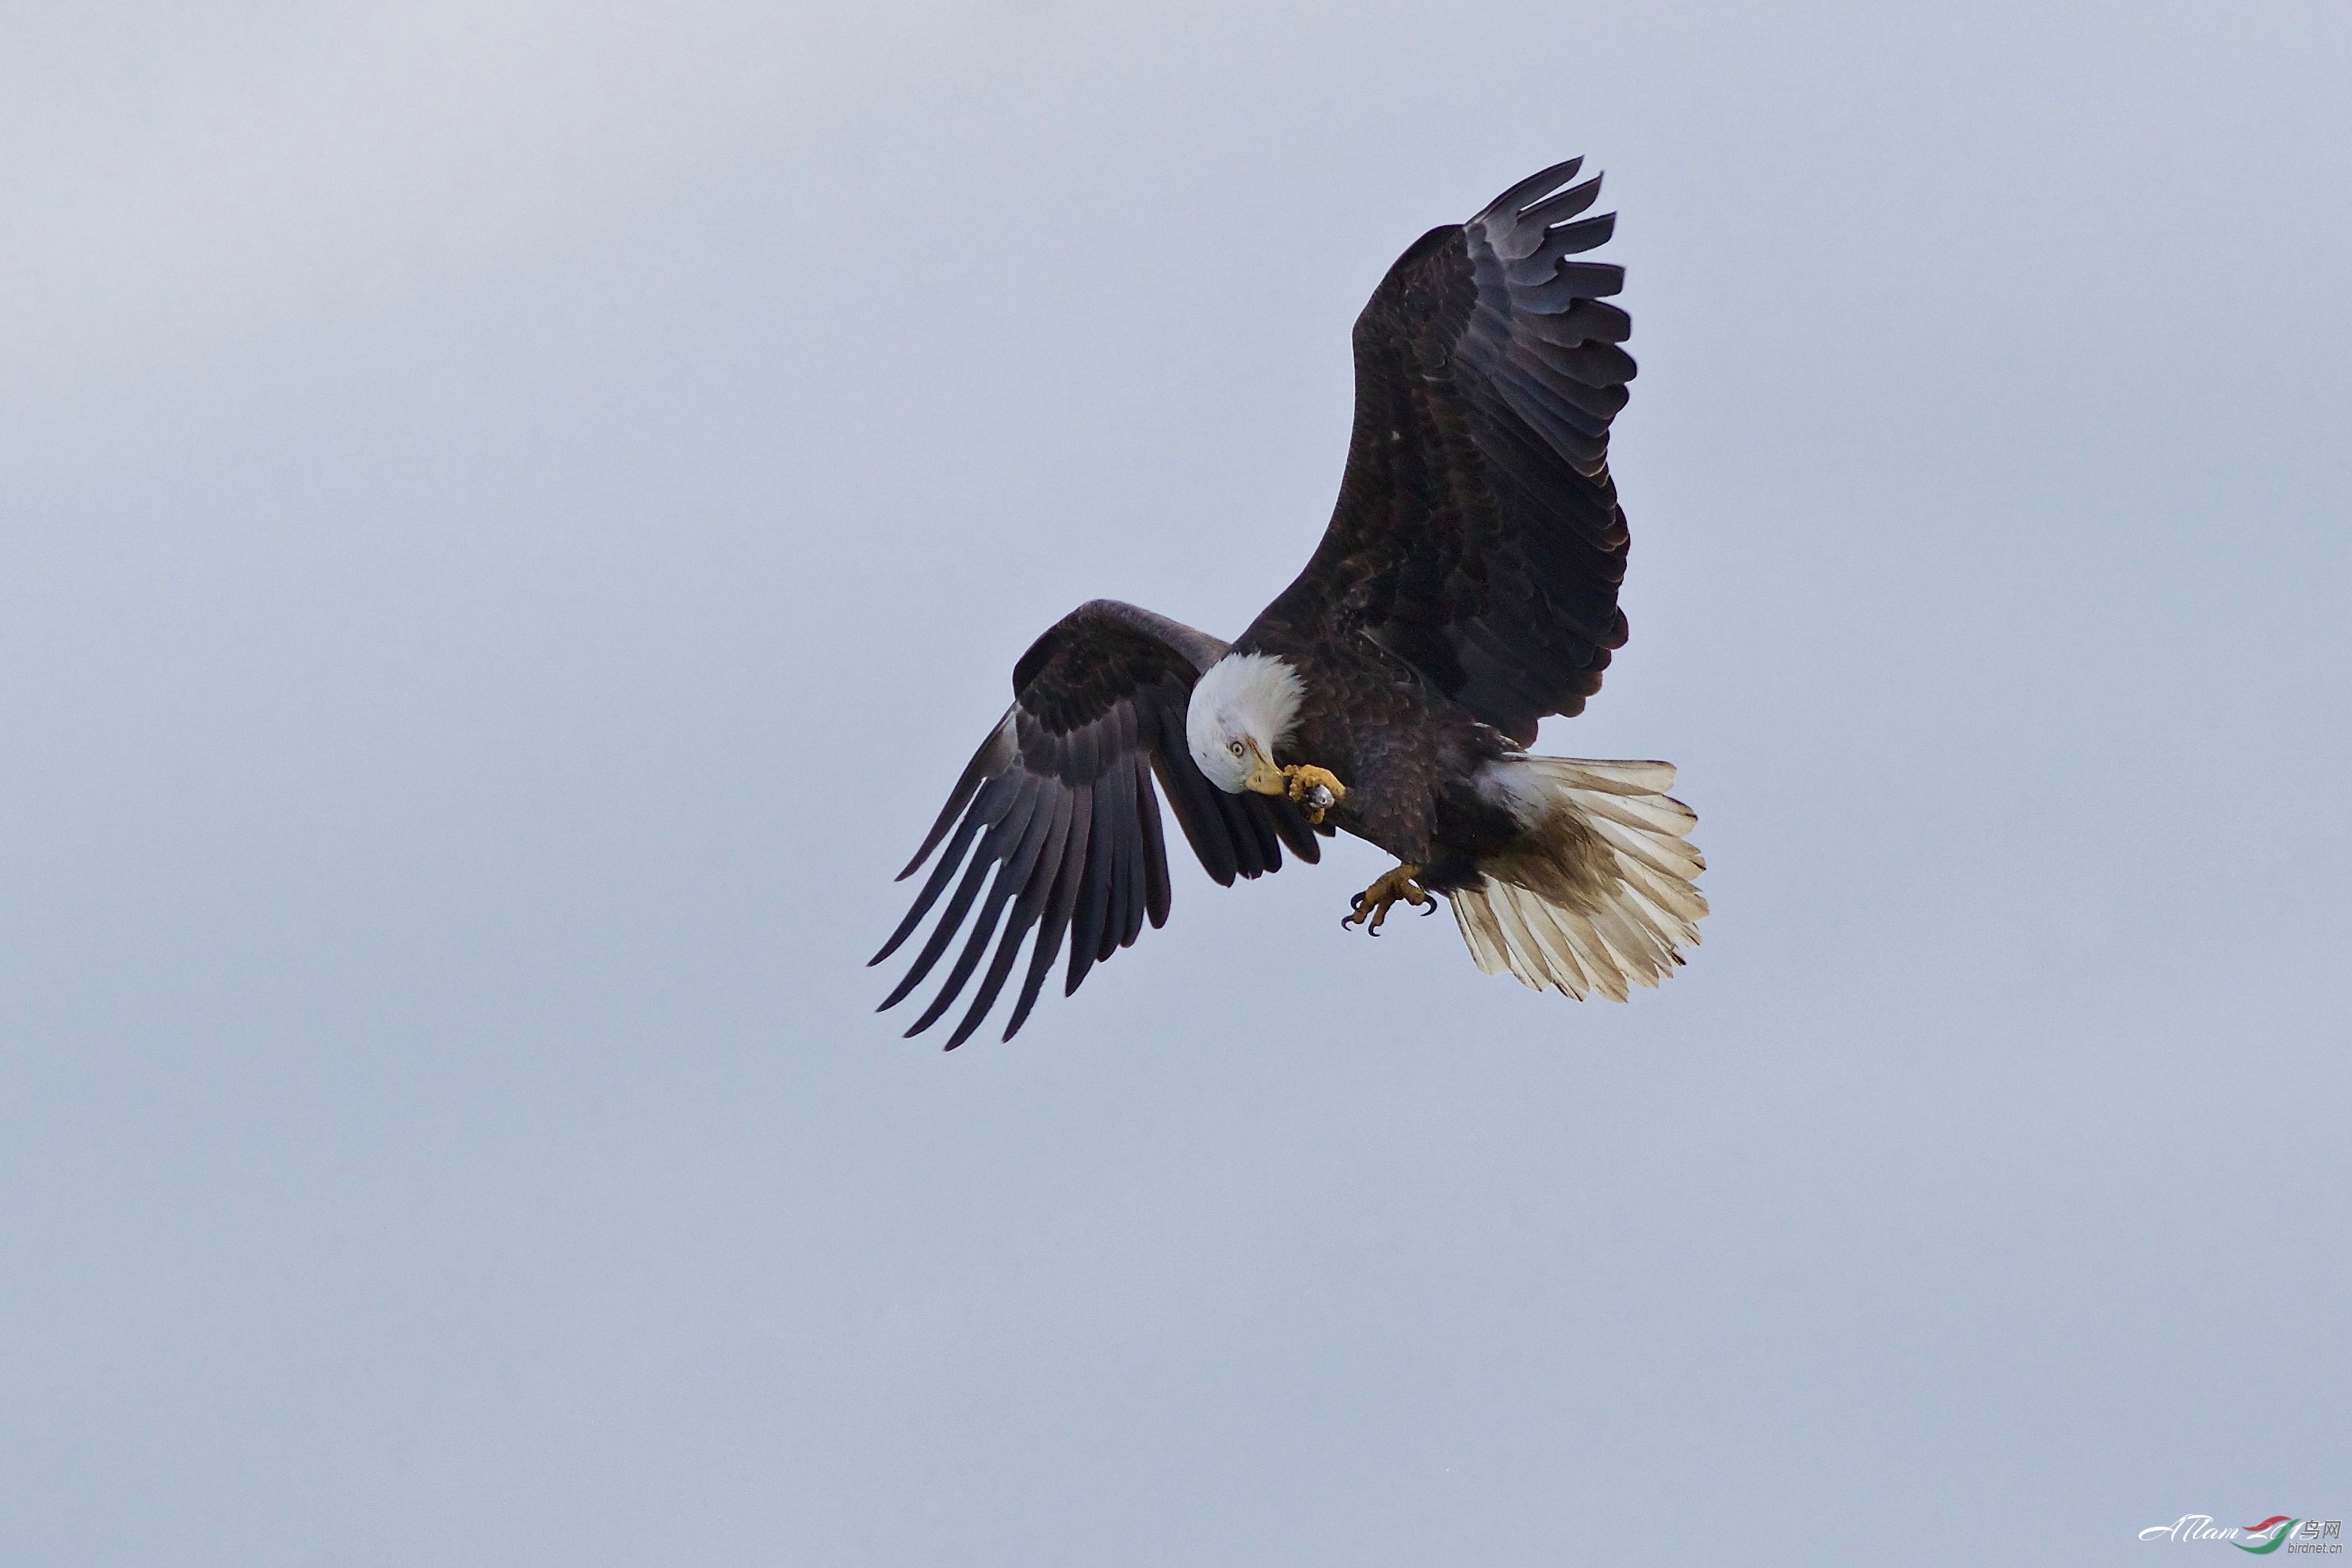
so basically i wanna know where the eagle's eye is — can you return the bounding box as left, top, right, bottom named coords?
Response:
left=1228, top=740, right=1245, bottom=757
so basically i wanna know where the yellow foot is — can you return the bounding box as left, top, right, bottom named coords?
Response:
left=1282, top=765, right=1346, bottom=824
left=1343, top=863, right=1431, bottom=934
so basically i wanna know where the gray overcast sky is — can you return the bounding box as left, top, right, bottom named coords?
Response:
left=3, top=2, right=2346, bottom=1563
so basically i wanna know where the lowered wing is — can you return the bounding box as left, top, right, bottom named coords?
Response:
left=874, top=599, right=1324, bottom=1048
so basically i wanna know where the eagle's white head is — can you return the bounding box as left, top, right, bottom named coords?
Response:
left=1186, top=652, right=1306, bottom=795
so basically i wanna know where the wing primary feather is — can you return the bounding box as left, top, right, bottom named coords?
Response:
left=1502, top=250, right=1574, bottom=288
left=1146, top=698, right=1243, bottom=887
left=943, top=789, right=1074, bottom=1050
left=1520, top=298, right=1632, bottom=344
left=1513, top=261, right=1625, bottom=311
left=1101, top=714, right=1138, bottom=959
left=1158, top=750, right=1239, bottom=885
left=1066, top=779, right=1120, bottom=995
left=902, top=785, right=1060, bottom=1038
left=1488, top=177, right=1602, bottom=261
left=1009, top=783, right=1090, bottom=1034
left=877, top=780, right=1038, bottom=1013
left=901, top=860, right=1018, bottom=1037
left=876, top=828, right=1002, bottom=1013
left=1266, top=797, right=1320, bottom=860
left=1538, top=211, right=1615, bottom=256
left=1118, top=756, right=1151, bottom=947
left=1236, top=795, right=1290, bottom=873
left=1219, top=788, right=1269, bottom=879
left=1514, top=175, right=1604, bottom=233
left=1476, top=157, right=1584, bottom=222
left=1247, top=793, right=1283, bottom=872
left=1519, top=338, right=1636, bottom=389
left=869, top=790, right=991, bottom=966
left=896, top=712, right=1015, bottom=879
left=944, top=910, right=1033, bottom=1051
left=1136, top=758, right=1172, bottom=930
left=1101, top=754, right=1140, bottom=958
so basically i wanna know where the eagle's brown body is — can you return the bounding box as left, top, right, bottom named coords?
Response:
left=875, top=159, right=1706, bottom=1047
left=1243, top=631, right=1516, bottom=886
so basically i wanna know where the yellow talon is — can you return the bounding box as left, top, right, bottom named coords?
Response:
left=1283, top=764, right=1346, bottom=824
left=1242, top=752, right=1347, bottom=824
left=1344, top=864, right=1429, bottom=933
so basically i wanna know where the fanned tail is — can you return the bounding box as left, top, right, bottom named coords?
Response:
left=1449, top=757, right=1706, bottom=1001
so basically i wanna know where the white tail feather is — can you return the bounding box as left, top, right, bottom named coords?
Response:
left=1449, top=756, right=1707, bottom=1000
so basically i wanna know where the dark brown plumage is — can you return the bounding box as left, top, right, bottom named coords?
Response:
left=1250, top=158, right=1633, bottom=747
left=877, top=158, right=1704, bottom=1046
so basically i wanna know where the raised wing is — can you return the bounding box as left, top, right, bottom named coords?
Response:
left=873, top=600, right=1324, bottom=1048
left=1249, top=158, right=1637, bottom=747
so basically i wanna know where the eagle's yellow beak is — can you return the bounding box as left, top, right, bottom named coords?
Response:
left=1241, top=740, right=1289, bottom=797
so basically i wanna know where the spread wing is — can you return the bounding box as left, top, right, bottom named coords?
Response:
left=873, top=599, right=1325, bottom=1048
left=1249, top=158, right=1637, bottom=747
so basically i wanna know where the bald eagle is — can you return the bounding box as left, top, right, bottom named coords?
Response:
left=875, top=158, right=1706, bottom=1047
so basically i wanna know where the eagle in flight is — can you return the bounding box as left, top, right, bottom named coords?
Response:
left=875, top=158, right=1707, bottom=1047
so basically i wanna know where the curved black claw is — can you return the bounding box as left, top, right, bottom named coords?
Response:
left=1418, top=897, right=1438, bottom=917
